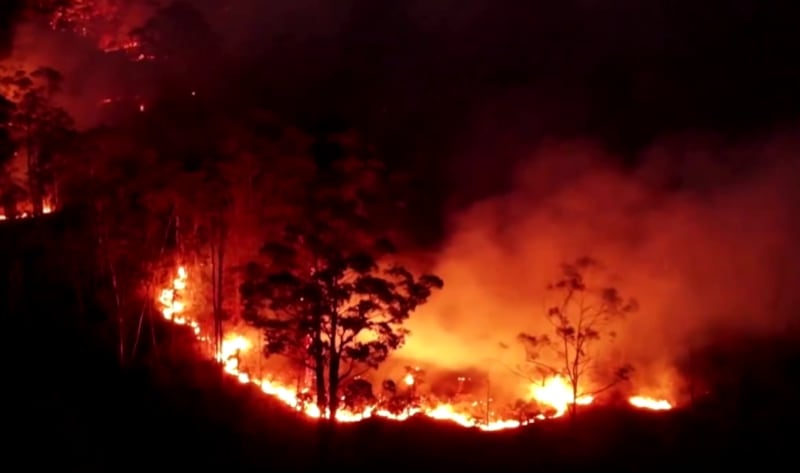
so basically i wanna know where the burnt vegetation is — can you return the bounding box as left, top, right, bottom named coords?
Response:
left=3, top=0, right=800, bottom=471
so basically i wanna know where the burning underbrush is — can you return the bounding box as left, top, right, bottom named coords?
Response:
left=157, top=264, right=674, bottom=431
left=0, top=198, right=55, bottom=221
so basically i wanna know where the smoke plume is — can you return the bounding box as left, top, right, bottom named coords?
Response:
left=397, top=129, right=800, bottom=396
left=5, top=1, right=800, bottom=401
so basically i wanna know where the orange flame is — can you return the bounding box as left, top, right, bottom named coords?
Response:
left=628, top=396, right=673, bottom=411
left=528, top=376, right=594, bottom=417
left=0, top=200, right=56, bottom=221
left=155, top=265, right=673, bottom=430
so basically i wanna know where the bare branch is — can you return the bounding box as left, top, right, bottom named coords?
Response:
left=516, top=257, right=636, bottom=418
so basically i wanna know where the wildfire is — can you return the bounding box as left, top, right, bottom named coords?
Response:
left=528, top=376, right=594, bottom=417
left=629, top=396, right=673, bottom=411
left=48, top=0, right=120, bottom=40
left=101, top=40, right=155, bottom=62
left=0, top=200, right=55, bottom=221
left=155, top=266, right=674, bottom=431
left=158, top=266, right=199, bottom=336
left=46, top=1, right=156, bottom=61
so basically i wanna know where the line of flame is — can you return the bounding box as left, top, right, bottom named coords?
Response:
left=156, top=265, right=672, bottom=431
left=0, top=202, right=55, bottom=221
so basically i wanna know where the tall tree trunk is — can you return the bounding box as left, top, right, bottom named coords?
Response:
left=211, top=216, right=226, bottom=359
left=313, top=337, right=326, bottom=415
left=99, top=218, right=124, bottom=365
left=211, top=239, right=218, bottom=356
left=328, top=353, right=340, bottom=422
left=485, top=374, right=491, bottom=426
left=2, top=197, right=17, bottom=220
left=315, top=322, right=334, bottom=469
left=328, top=311, right=340, bottom=422
left=570, top=380, right=578, bottom=426
left=215, top=226, right=225, bottom=356
left=26, top=120, right=43, bottom=216
left=108, top=243, right=124, bottom=365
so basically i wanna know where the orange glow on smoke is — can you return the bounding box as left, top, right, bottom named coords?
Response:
left=48, top=1, right=156, bottom=61
left=156, top=265, right=674, bottom=430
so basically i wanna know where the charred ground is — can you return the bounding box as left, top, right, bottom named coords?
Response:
left=3, top=211, right=798, bottom=471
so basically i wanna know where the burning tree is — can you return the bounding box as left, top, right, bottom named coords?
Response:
left=240, top=136, right=443, bottom=420
left=518, top=257, right=637, bottom=420
left=0, top=66, right=74, bottom=216
left=0, top=96, right=21, bottom=218
left=241, top=232, right=442, bottom=421
left=43, top=0, right=120, bottom=35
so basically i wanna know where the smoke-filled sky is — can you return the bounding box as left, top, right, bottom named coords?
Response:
left=5, top=1, right=800, bottom=207
left=4, top=1, right=800, bottom=394
left=398, top=130, right=800, bottom=390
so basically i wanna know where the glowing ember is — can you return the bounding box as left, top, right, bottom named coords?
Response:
left=629, top=396, right=673, bottom=411
left=155, top=266, right=674, bottom=431
left=0, top=200, right=56, bottom=221
left=46, top=1, right=156, bottom=61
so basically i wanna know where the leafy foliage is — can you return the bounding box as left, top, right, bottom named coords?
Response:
left=241, top=144, right=443, bottom=418
left=0, top=65, right=74, bottom=215
left=241, top=235, right=442, bottom=415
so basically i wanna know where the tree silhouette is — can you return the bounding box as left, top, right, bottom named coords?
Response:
left=0, top=95, right=20, bottom=217
left=240, top=143, right=443, bottom=421
left=0, top=65, right=74, bottom=215
left=518, top=256, right=637, bottom=420
left=241, top=229, right=442, bottom=421
left=0, top=95, right=14, bottom=164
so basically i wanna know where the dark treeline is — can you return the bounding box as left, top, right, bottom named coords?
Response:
left=3, top=2, right=449, bottom=447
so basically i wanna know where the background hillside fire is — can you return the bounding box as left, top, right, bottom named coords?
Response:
left=0, top=198, right=53, bottom=220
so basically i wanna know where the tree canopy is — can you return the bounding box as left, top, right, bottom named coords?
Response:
left=240, top=142, right=443, bottom=419
left=0, top=65, right=74, bottom=215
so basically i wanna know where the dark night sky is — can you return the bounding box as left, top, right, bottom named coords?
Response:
left=3, top=0, right=800, bottom=211
left=217, top=0, right=800, bottom=205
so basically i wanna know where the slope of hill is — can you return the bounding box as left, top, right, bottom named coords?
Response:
left=2, top=210, right=797, bottom=471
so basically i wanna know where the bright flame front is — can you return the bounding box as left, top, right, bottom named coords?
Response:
left=629, top=396, right=673, bottom=411
left=528, top=376, right=594, bottom=417
left=0, top=200, right=55, bottom=221
left=156, top=266, right=674, bottom=431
